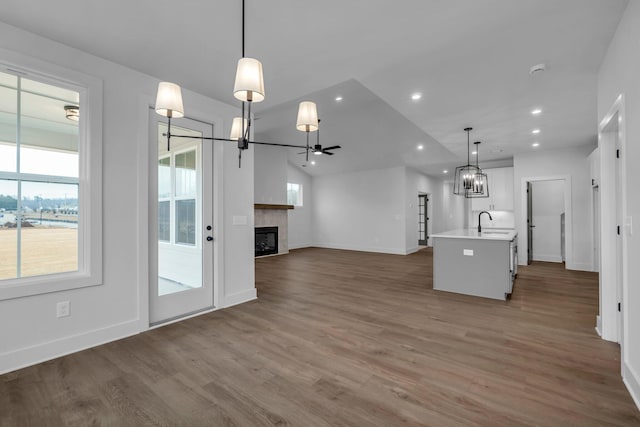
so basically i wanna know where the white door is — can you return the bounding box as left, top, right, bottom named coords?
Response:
left=149, top=110, right=214, bottom=324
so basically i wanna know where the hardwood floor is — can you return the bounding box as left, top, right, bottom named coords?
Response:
left=1, top=247, right=638, bottom=426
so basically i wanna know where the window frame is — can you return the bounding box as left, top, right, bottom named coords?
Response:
left=287, top=182, right=303, bottom=207
left=0, top=48, right=103, bottom=301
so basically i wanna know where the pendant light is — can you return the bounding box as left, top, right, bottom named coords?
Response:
left=453, top=127, right=481, bottom=196
left=466, top=141, right=489, bottom=198
left=153, top=0, right=328, bottom=168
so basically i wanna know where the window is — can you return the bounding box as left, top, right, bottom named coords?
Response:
left=157, top=124, right=200, bottom=249
left=0, top=49, right=102, bottom=300
left=287, top=183, right=303, bottom=207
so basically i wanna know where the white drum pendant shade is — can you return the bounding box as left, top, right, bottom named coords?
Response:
left=233, top=58, right=265, bottom=102
left=155, top=82, right=184, bottom=118
left=230, top=117, right=248, bottom=140
left=296, top=101, right=319, bottom=132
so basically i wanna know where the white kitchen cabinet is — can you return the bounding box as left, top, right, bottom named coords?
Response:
left=471, top=167, right=514, bottom=211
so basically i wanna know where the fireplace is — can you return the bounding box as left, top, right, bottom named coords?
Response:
left=255, top=226, right=278, bottom=256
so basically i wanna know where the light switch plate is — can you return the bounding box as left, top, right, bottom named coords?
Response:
left=463, top=249, right=474, bottom=256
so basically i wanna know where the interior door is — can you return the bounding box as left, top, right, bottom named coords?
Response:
left=418, top=194, right=428, bottom=246
left=149, top=110, right=214, bottom=325
left=527, top=181, right=533, bottom=264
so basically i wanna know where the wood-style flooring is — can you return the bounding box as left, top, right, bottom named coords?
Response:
left=1, top=247, right=639, bottom=426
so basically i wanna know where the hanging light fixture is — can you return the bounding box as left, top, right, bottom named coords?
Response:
left=153, top=0, right=327, bottom=167
left=466, top=141, right=489, bottom=198
left=453, top=127, right=481, bottom=196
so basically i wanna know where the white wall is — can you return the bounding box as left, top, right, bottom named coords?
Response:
left=313, top=167, right=407, bottom=254
left=254, top=145, right=287, bottom=204
left=531, top=180, right=564, bottom=262
left=0, top=22, right=255, bottom=374
left=313, top=166, right=464, bottom=255
left=514, top=146, right=593, bottom=271
left=439, top=181, right=467, bottom=233
left=287, top=163, right=313, bottom=249
left=598, top=0, right=640, bottom=408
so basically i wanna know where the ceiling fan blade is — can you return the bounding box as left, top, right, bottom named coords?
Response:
left=297, top=151, right=307, bottom=155
left=322, top=150, right=334, bottom=155
left=322, top=145, right=341, bottom=151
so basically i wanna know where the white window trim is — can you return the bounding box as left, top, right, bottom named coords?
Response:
left=0, top=48, right=103, bottom=301
left=287, top=182, right=303, bottom=207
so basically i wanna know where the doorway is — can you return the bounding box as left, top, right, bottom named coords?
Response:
left=418, top=194, right=429, bottom=246
left=148, top=110, right=215, bottom=325
left=597, top=95, right=626, bottom=347
left=527, top=180, right=565, bottom=264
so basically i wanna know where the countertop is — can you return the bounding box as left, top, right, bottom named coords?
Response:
left=431, top=228, right=517, bottom=241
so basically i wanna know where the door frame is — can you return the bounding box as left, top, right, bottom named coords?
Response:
left=519, top=175, right=572, bottom=269
left=149, top=112, right=214, bottom=325
left=136, top=98, right=226, bottom=330
left=597, top=94, right=627, bottom=351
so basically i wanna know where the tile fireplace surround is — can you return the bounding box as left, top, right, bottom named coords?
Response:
left=254, top=204, right=293, bottom=256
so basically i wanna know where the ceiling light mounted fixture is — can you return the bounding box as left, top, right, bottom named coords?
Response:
left=154, top=0, right=329, bottom=167
left=411, top=93, right=422, bottom=101
left=64, top=105, right=79, bottom=122
left=529, top=63, right=546, bottom=75
left=531, top=108, right=542, bottom=115
left=532, top=142, right=540, bottom=147
left=466, top=141, right=489, bottom=199
left=335, top=96, right=343, bottom=102
left=453, top=127, right=482, bottom=196
left=417, top=145, right=424, bottom=150
left=532, top=129, right=541, bottom=134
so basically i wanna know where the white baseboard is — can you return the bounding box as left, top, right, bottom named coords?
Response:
left=0, top=319, right=140, bottom=375
left=405, top=247, right=419, bottom=255
left=623, top=361, right=640, bottom=411
left=223, top=288, right=257, bottom=308
left=595, top=315, right=602, bottom=337
left=566, top=262, right=593, bottom=272
left=288, top=243, right=312, bottom=250
left=532, top=254, right=563, bottom=263
left=313, top=243, right=408, bottom=255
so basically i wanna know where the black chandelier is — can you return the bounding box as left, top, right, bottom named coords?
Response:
left=153, top=0, right=325, bottom=167
left=453, top=127, right=482, bottom=196
left=466, top=141, right=489, bottom=198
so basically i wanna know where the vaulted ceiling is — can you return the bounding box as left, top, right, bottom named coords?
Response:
left=0, top=0, right=628, bottom=176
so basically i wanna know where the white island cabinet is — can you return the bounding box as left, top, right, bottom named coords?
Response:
left=432, top=229, right=517, bottom=301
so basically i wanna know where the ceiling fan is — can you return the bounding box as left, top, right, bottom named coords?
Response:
left=298, top=119, right=342, bottom=156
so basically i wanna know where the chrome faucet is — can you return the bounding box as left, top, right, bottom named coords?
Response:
left=478, top=211, right=492, bottom=232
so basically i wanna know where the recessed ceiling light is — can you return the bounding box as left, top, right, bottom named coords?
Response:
left=335, top=96, right=343, bottom=102
left=311, top=160, right=316, bottom=165
left=531, top=108, right=542, bottom=115
left=411, top=93, right=422, bottom=101
left=443, top=170, right=448, bottom=174
left=417, top=145, right=424, bottom=150
left=532, top=129, right=541, bottom=134
left=529, top=63, right=546, bottom=75
left=532, top=142, right=540, bottom=147
left=472, top=151, right=477, bottom=155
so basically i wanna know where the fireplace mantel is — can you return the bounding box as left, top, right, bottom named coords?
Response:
left=254, top=204, right=294, bottom=210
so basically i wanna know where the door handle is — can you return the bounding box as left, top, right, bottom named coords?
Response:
left=529, top=225, right=536, bottom=228
left=206, top=236, right=213, bottom=241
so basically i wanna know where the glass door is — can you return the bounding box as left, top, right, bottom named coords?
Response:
left=418, top=194, right=428, bottom=246
left=149, top=110, right=214, bottom=324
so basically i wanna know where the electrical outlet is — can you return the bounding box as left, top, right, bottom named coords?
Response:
left=56, top=301, right=70, bottom=318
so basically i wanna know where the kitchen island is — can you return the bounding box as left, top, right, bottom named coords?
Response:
left=432, top=229, right=517, bottom=301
